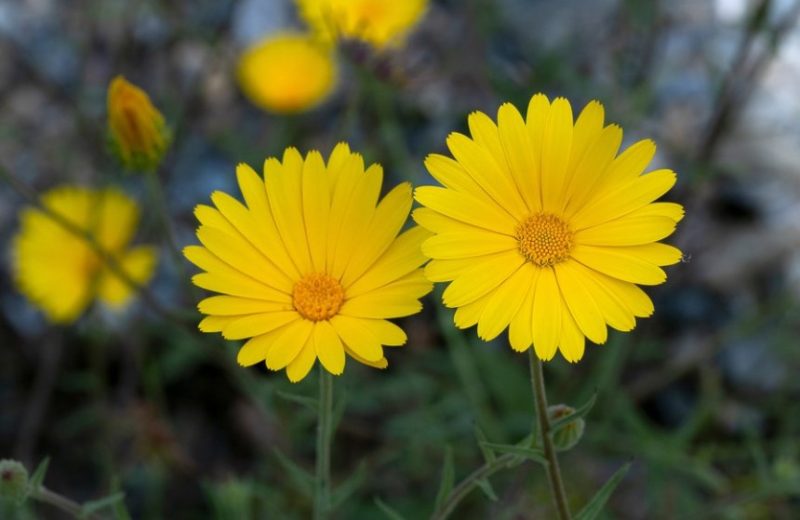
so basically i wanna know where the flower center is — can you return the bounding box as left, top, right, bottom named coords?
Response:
left=292, top=273, right=345, bottom=321
left=516, top=213, right=574, bottom=266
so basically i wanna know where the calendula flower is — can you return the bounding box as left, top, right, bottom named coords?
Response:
left=296, top=0, right=427, bottom=50
left=185, top=144, right=431, bottom=382
left=13, top=187, right=157, bottom=324
left=415, top=94, right=683, bottom=362
left=107, top=75, right=170, bottom=171
left=237, top=32, right=337, bottom=114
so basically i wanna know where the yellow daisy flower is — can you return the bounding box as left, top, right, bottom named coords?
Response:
left=107, top=75, right=170, bottom=171
left=13, top=186, right=158, bottom=324
left=296, top=0, right=427, bottom=50
left=415, top=93, right=684, bottom=362
left=185, top=144, right=432, bottom=382
left=237, top=32, right=337, bottom=114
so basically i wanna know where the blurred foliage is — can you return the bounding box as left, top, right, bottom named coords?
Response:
left=1, top=0, right=800, bottom=518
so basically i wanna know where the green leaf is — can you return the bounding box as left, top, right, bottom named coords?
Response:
left=479, top=443, right=547, bottom=465
left=271, top=448, right=314, bottom=498
left=550, top=393, right=596, bottom=435
left=331, top=461, right=366, bottom=510
left=476, top=478, right=498, bottom=502
left=29, top=458, right=50, bottom=489
left=374, top=497, right=407, bottom=520
left=433, top=445, right=455, bottom=512
left=275, top=390, right=317, bottom=412
left=81, top=492, right=126, bottom=516
left=474, top=425, right=496, bottom=464
left=574, top=462, right=632, bottom=520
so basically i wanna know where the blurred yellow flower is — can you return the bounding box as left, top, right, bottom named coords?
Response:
left=185, top=143, right=431, bottom=382
left=296, top=0, right=427, bottom=49
left=415, top=94, right=683, bottom=362
left=237, top=32, right=337, bottom=114
left=107, top=75, right=170, bottom=171
left=13, top=187, right=157, bottom=324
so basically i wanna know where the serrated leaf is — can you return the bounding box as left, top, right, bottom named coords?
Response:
left=474, top=425, right=496, bottom=464
left=374, top=497, right=406, bottom=520
left=476, top=478, right=498, bottom=502
left=550, top=393, right=596, bottom=435
left=275, top=390, right=317, bottom=412
left=433, top=445, right=455, bottom=512
left=479, top=443, right=547, bottom=465
left=575, top=462, right=632, bottom=520
left=81, top=492, right=125, bottom=516
left=272, top=448, right=314, bottom=498
left=29, top=458, right=50, bottom=488
left=331, top=461, right=366, bottom=510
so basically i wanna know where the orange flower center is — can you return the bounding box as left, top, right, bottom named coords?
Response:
left=516, top=213, right=573, bottom=266
left=292, top=273, right=345, bottom=321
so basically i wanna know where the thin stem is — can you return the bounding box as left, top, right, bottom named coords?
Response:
left=529, top=350, right=571, bottom=520
left=314, top=368, right=334, bottom=520
left=30, top=486, right=90, bottom=519
left=431, top=452, right=517, bottom=520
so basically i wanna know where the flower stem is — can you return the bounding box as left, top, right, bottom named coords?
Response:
left=529, top=349, right=572, bottom=520
left=431, top=452, right=517, bottom=520
left=314, top=368, right=334, bottom=520
left=30, top=486, right=89, bottom=518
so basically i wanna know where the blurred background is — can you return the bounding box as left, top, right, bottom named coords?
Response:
left=2, top=0, right=800, bottom=518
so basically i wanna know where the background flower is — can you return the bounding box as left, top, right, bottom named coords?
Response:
left=107, top=76, right=170, bottom=171
left=296, top=0, right=427, bottom=50
left=237, top=32, right=337, bottom=114
left=415, top=94, right=683, bottom=362
left=185, top=143, right=431, bottom=382
left=12, top=186, right=157, bottom=323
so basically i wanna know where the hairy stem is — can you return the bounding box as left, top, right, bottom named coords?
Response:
left=314, top=368, right=334, bottom=520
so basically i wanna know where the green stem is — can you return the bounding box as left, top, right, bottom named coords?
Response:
left=314, top=368, right=334, bottom=520
left=431, top=452, right=517, bottom=520
left=31, top=486, right=90, bottom=519
left=529, top=350, right=571, bottom=520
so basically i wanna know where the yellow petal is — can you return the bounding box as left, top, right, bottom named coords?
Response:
left=198, top=296, right=292, bottom=315
left=346, top=226, right=429, bottom=297
left=531, top=267, right=561, bottom=361
left=571, top=244, right=667, bottom=286
left=497, top=102, right=538, bottom=213
left=313, top=320, right=345, bottom=375
left=442, top=251, right=524, bottom=307
left=558, top=302, right=586, bottom=363
left=238, top=326, right=288, bottom=366
left=286, top=342, right=318, bottom=382
left=567, top=262, right=635, bottom=332
left=575, top=216, right=677, bottom=246
left=341, top=182, right=412, bottom=287
left=424, top=153, right=484, bottom=195
left=446, top=132, right=528, bottom=219
left=421, top=230, right=517, bottom=259
left=627, top=201, right=685, bottom=222
left=186, top=246, right=291, bottom=301
left=540, top=97, right=573, bottom=212
left=222, top=311, right=299, bottom=340
left=265, top=155, right=313, bottom=274
left=96, top=245, right=157, bottom=307
left=563, top=125, right=623, bottom=217
left=508, top=284, right=535, bottom=352
left=598, top=139, right=656, bottom=190
left=330, top=315, right=383, bottom=361
left=554, top=260, right=607, bottom=344
left=265, top=319, right=314, bottom=371
left=571, top=169, right=677, bottom=230
left=477, top=262, right=534, bottom=341
left=590, top=271, right=654, bottom=318
left=415, top=186, right=518, bottom=236
left=302, top=150, right=331, bottom=271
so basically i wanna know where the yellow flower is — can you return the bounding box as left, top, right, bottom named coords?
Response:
left=13, top=187, right=158, bottom=324
left=107, top=75, right=170, bottom=171
left=185, top=144, right=431, bottom=382
left=296, top=0, right=427, bottom=50
left=415, top=94, right=683, bottom=362
left=237, top=32, right=337, bottom=114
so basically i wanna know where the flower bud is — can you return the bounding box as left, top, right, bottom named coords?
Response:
left=107, top=75, right=170, bottom=172
left=547, top=404, right=585, bottom=452
left=0, top=459, right=29, bottom=504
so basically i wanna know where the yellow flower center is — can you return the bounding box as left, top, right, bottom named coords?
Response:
left=292, top=273, right=345, bottom=321
left=516, top=213, right=574, bottom=266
